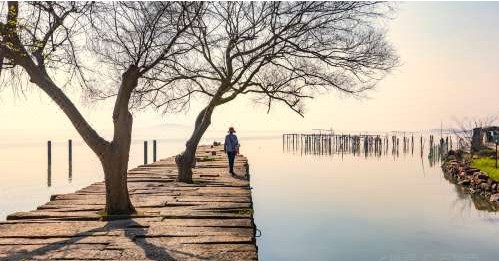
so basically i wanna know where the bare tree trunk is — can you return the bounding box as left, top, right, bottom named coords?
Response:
left=18, top=58, right=138, bottom=215
left=177, top=105, right=214, bottom=183
left=101, top=65, right=139, bottom=214
left=100, top=141, right=135, bottom=215
left=23, top=61, right=138, bottom=215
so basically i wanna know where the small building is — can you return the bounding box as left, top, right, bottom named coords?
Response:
left=471, top=126, right=499, bottom=152
left=482, top=126, right=499, bottom=143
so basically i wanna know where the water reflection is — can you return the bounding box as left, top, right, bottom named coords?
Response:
left=448, top=179, right=499, bottom=213
left=444, top=168, right=499, bottom=213
left=1, top=138, right=185, bottom=221
left=283, top=133, right=451, bottom=162
left=250, top=137, right=499, bottom=260
left=47, top=164, right=52, bottom=187
left=46, top=140, right=74, bottom=187
left=68, top=159, right=72, bottom=183
left=281, top=133, right=497, bottom=214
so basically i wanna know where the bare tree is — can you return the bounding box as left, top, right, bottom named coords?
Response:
left=137, top=2, right=399, bottom=183
left=0, top=1, right=200, bottom=215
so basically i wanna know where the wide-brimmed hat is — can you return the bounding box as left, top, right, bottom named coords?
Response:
left=228, top=127, right=236, bottom=133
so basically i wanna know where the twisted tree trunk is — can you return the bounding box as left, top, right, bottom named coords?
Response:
left=23, top=59, right=139, bottom=215
left=100, top=142, right=134, bottom=215
left=99, top=115, right=135, bottom=215
left=101, top=65, right=139, bottom=215
left=177, top=105, right=215, bottom=183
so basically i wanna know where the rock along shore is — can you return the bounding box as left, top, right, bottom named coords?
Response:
left=442, top=158, right=499, bottom=207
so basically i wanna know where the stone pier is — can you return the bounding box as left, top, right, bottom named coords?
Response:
left=0, top=145, right=258, bottom=260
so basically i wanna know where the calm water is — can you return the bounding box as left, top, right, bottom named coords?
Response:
left=0, top=138, right=186, bottom=220
left=247, top=136, right=499, bottom=261
left=1, top=135, right=499, bottom=260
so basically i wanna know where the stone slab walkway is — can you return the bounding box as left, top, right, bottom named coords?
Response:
left=0, top=145, right=258, bottom=261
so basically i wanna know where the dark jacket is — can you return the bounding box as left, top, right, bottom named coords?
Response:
left=224, top=133, right=239, bottom=153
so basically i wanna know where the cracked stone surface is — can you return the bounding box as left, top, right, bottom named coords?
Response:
left=0, top=145, right=257, bottom=261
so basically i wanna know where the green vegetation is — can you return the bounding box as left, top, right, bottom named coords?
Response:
left=476, top=147, right=497, bottom=157
left=235, top=208, right=253, bottom=215
left=197, top=156, right=216, bottom=162
left=471, top=157, right=499, bottom=181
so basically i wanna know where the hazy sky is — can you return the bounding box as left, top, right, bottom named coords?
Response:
left=1, top=2, right=499, bottom=141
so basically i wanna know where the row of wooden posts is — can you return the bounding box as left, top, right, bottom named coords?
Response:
left=143, top=140, right=158, bottom=164
left=282, top=133, right=452, bottom=157
left=48, top=140, right=158, bottom=165
left=47, top=139, right=159, bottom=186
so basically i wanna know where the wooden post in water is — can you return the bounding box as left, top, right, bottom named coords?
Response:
left=68, top=139, right=72, bottom=163
left=47, top=140, right=52, bottom=187
left=68, top=139, right=72, bottom=182
left=282, top=134, right=284, bottom=152
left=153, top=140, right=157, bottom=162
left=47, top=140, right=52, bottom=167
left=144, top=141, right=148, bottom=165
left=411, top=135, right=414, bottom=154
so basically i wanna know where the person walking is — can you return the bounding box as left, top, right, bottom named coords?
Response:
left=224, top=127, right=239, bottom=175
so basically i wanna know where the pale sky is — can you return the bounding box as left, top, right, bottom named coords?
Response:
left=1, top=2, right=499, bottom=142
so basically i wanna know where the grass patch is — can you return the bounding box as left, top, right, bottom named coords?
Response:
left=235, top=208, right=253, bottom=215
left=471, top=157, right=499, bottom=181
left=192, top=180, right=206, bottom=185
left=477, top=147, right=497, bottom=157
left=97, top=210, right=107, bottom=217
left=200, top=156, right=216, bottom=162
